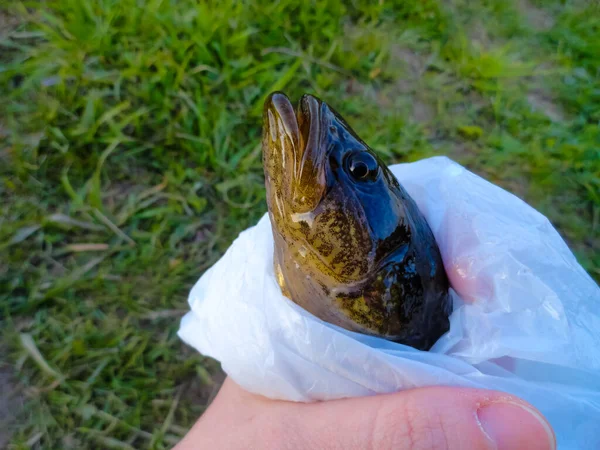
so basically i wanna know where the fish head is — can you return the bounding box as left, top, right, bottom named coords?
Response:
left=262, top=92, right=450, bottom=349
left=263, top=92, right=412, bottom=283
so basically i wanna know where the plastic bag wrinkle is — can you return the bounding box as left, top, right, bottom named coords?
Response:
left=179, top=156, right=600, bottom=449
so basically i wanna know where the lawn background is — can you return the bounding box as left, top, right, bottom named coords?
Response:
left=1, top=0, right=599, bottom=448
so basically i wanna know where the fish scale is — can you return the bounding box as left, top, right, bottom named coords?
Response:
left=262, top=91, right=452, bottom=351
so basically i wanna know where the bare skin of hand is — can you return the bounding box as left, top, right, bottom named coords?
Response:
left=173, top=377, right=555, bottom=450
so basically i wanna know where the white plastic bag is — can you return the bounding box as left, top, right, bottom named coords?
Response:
left=178, top=156, right=600, bottom=449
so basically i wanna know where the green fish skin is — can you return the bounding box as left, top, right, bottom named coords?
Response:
left=262, top=92, right=452, bottom=351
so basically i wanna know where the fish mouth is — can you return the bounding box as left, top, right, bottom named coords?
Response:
left=263, top=92, right=326, bottom=214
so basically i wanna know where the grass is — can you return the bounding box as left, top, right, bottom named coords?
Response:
left=1, top=0, right=598, bottom=448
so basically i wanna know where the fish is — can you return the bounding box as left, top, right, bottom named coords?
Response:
left=262, top=92, right=452, bottom=351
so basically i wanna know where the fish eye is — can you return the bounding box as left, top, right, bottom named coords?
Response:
left=346, top=151, right=379, bottom=182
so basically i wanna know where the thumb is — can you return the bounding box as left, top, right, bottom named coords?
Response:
left=174, top=378, right=556, bottom=450
left=293, top=385, right=556, bottom=450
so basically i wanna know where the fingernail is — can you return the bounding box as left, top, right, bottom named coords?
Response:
left=477, top=402, right=556, bottom=450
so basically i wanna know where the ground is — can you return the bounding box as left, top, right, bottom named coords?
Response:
left=1, top=0, right=599, bottom=448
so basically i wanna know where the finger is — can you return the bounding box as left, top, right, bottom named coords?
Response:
left=291, top=386, right=555, bottom=450
left=174, top=380, right=556, bottom=450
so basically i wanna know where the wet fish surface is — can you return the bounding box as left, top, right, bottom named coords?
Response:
left=262, top=92, right=452, bottom=351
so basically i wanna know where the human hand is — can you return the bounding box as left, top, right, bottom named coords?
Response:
left=173, top=377, right=555, bottom=450
left=177, top=157, right=599, bottom=449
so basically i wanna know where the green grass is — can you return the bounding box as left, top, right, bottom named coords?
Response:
left=1, top=0, right=598, bottom=448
